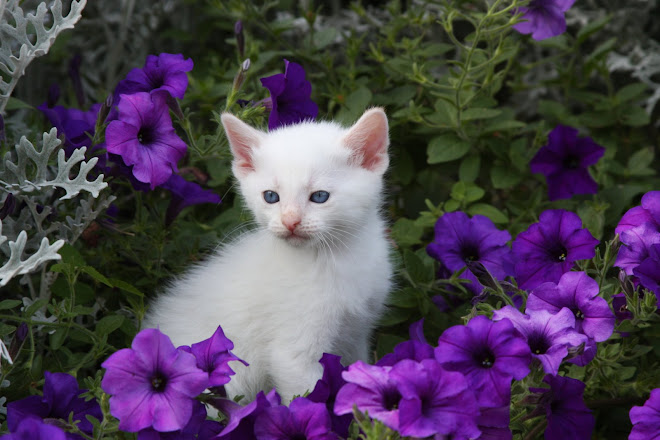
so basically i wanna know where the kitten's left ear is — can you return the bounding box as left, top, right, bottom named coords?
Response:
left=221, top=113, right=265, bottom=178
left=342, top=107, right=389, bottom=175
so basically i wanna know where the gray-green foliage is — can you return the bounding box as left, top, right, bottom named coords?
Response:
left=0, top=0, right=87, bottom=113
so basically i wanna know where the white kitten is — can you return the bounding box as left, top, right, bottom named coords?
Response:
left=144, top=108, right=393, bottom=402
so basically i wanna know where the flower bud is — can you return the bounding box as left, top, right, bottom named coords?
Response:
left=234, top=20, right=245, bottom=59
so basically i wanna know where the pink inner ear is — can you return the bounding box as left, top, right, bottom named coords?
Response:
left=222, top=114, right=262, bottom=174
left=344, top=109, right=389, bottom=172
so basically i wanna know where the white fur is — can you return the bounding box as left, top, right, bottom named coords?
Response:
left=144, top=109, right=393, bottom=402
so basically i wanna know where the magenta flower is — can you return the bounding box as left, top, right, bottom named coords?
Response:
left=136, top=400, right=207, bottom=440
left=527, top=271, right=615, bottom=343
left=307, top=354, right=352, bottom=438
left=530, top=375, right=594, bottom=440
left=389, top=359, right=480, bottom=439
left=512, top=209, right=599, bottom=290
left=179, top=325, right=246, bottom=388
left=38, top=103, right=101, bottom=153
left=2, top=417, right=67, bottom=440
left=634, top=244, right=660, bottom=295
left=106, top=92, right=187, bottom=189
left=213, top=389, right=281, bottom=439
left=7, top=371, right=102, bottom=440
left=477, top=405, right=512, bottom=440
left=492, top=307, right=587, bottom=375
left=161, top=174, right=221, bottom=225
left=115, top=53, right=193, bottom=99
left=101, top=328, right=208, bottom=432
left=260, top=59, right=319, bottom=130
left=435, top=315, right=531, bottom=407
left=334, top=361, right=401, bottom=431
left=513, top=0, right=576, bottom=40
left=529, top=125, right=604, bottom=201
left=254, top=397, right=335, bottom=440
left=629, top=388, right=660, bottom=440
left=615, top=191, right=660, bottom=235
left=615, top=223, right=660, bottom=276
left=427, top=211, right=513, bottom=294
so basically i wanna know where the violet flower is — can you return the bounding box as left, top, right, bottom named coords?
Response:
left=260, top=59, right=319, bottom=130
left=530, top=374, right=594, bottom=440
left=427, top=211, right=514, bottom=294
left=101, top=328, right=208, bottom=432
left=512, top=209, right=599, bottom=290
left=254, top=397, right=335, bottom=440
left=615, top=223, right=660, bottom=276
left=435, top=315, right=531, bottom=407
left=612, top=293, right=633, bottom=323
left=7, top=371, right=102, bottom=440
left=106, top=92, right=187, bottom=189
left=476, top=405, right=512, bottom=440
left=633, top=244, right=660, bottom=296
left=527, top=271, right=615, bottom=343
left=389, top=359, right=480, bottom=439
left=161, top=174, right=221, bottom=225
left=307, top=354, right=352, bottom=438
left=115, top=53, right=193, bottom=100
left=492, top=307, right=587, bottom=376
left=529, top=125, right=604, bottom=201
left=513, top=0, right=576, bottom=40
left=136, top=400, right=207, bottom=440
left=629, top=388, right=660, bottom=440
left=213, top=389, right=281, bottom=439
left=615, top=191, right=660, bottom=235
left=38, top=103, right=101, bottom=154
left=3, top=417, right=67, bottom=440
left=334, top=361, right=401, bottom=431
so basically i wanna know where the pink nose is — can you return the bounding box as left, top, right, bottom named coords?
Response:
left=282, top=216, right=301, bottom=232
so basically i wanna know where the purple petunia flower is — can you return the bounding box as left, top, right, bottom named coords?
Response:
left=7, top=371, right=102, bottom=440
left=334, top=361, right=401, bottom=431
left=213, top=389, right=281, bottom=439
left=2, top=417, right=67, bottom=440
left=427, top=211, right=514, bottom=294
left=615, top=223, right=660, bottom=276
left=260, top=59, right=319, bottom=131
left=136, top=400, right=207, bottom=440
left=513, top=0, right=576, bottom=40
left=492, top=307, right=587, bottom=376
left=435, top=315, right=531, bottom=407
left=615, top=191, right=660, bottom=235
left=115, top=53, right=193, bottom=100
left=512, top=209, right=599, bottom=290
left=529, top=125, right=604, bottom=201
left=530, top=374, right=595, bottom=440
left=179, top=325, right=246, bottom=388
left=612, top=293, right=633, bottom=323
left=527, top=271, right=615, bottom=343
left=477, top=405, right=512, bottom=440
left=389, top=359, right=480, bottom=439
left=629, top=388, right=660, bottom=440
left=38, top=103, right=102, bottom=154
left=634, top=244, right=660, bottom=295
left=307, top=354, right=352, bottom=438
left=161, top=174, right=221, bottom=225
left=106, top=92, right=187, bottom=189
left=101, top=328, right=209, bottom=433
left=254, top=397, right=335, bottom=440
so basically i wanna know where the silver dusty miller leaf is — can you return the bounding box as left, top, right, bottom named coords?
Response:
left=1, top=127, right=107, bottom=199
left=0, top=0, right=87, bottom=113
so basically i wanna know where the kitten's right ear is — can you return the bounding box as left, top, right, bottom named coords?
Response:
left=221, top=113, right=265, bottom=178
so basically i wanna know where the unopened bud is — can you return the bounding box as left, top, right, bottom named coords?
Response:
left=618, top=270, right=636, bottom=297
left=234, top=20, right=245, bottom=59
left=232, top=59, right=251, bottom=92
left=465, top=260, right=499, bottom=291
left=8, top=323, right=28, bottom=361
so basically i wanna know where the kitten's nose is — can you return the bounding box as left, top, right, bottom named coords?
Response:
left=282, top=214, right=301, bottom=232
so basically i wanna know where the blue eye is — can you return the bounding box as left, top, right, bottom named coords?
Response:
left=263, top=191, right=280, bottom=204
left=310, top=191, right=330, bottom=203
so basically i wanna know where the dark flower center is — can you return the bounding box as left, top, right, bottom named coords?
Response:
left=548, top=244, right=568, bottom=262
left=473, top=348, right=496, bottom=368
left=563, top=155, right=581, bottom=169
left=461, top=243, right=480, bottom=263
left=290, top=434, right=307, bottom=440
left=528, top=333, right=550, bottom=355
left=150, top=372, right=167, bottom=392
left=619, top=304, right=628, bottom=313
left=382, top=388, right=402, bottom=411
left=137, top=127, right=155, bottom=145
left=574, top=309, right=585, bottom=320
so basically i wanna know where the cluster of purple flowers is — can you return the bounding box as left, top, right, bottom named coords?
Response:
left=39, top=53, right=220, bottom=223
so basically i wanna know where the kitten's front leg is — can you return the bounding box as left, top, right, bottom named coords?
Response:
left=269, top=346, right=324, bottom=402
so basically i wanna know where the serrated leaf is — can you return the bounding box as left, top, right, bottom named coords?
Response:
left=427, top=134, right=471, bottom=164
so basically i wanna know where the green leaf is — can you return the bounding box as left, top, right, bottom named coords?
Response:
left=451, top=182, right=484, bottom=203
left=387, top=288, right=421, bottom=309
left=377, top=307, right=413, bottom=327
left=376, top=333, right=406, bottom=359
left=491, top=165, right=522, bottom=189
left=481, top=119, right=525, bottom=134
left=427, top=134, right=471, bottom=164
left=313, top=27, right=337, bottom=49
left=577, top=14, right=611, bottom=43
left=49, top=328, right=68, bottom=350
left=461, top=108, right=501, bottom=121
left=336, top=87, right=373, bottom=124
left=444, top=199, right=460, bottom=212
left=403, top=250, right=433, bottom=285
left=0, top=299, right=22, bottom=310
left=467, top=203, right=508, bottom=224
left=391, top=218, right=424, bottom=247
left=81, top=266, right=113, bottom=287
left=620, top=105, right=650, bottom=127
left=616, top=83, right=648, bottom=103
left=58, top=244, right=86, bottom=267
left=24, top=299, right=49, bottom=318
left=6, top=97, right=34, bottom=111
left=108, top=278, right=144, bottom=297
left=627, top=148, right=655, bottom=176
left=585, top=37, right=617, bottom=64
left=95, top=315, right=125, bottom=337
left=577, top=204, right=606, bottom=240
left=459, top=155, right=480, bottom=182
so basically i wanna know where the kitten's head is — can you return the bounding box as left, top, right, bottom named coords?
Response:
left=221, top=108, right=389, bottom=248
